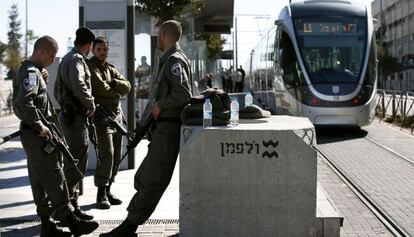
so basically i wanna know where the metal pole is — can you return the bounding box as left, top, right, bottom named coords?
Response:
left=127, top=0, right=135, bottom=169
left=249, top=50, right=254, bottom=90
left=25, top=0, right=28, bottom=59
left=235, top=17, right=238, bottom=71
left=379, top=0, right=384, bottom=89
left=231, top=30, right=235, bottom=70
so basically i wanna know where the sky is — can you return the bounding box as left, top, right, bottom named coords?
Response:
left=0, top=0, right=372, bottom=69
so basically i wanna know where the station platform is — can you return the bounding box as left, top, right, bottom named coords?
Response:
left=0, top=115, right=412, bottom=236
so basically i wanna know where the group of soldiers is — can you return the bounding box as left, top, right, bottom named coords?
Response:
left=13, top=20, right=192, bottom=237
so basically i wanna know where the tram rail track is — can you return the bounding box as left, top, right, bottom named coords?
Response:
left=364, top=136, right=414, bottom=167
left=318, top=144, right=412, bottom=237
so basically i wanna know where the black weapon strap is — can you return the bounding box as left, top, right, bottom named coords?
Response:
left=139, top=61, right=168, bottom=125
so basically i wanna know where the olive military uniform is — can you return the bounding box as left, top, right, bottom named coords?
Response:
left=13, top=60, right=72, bottom=219
left=126, top=46, right=192, bottom=224
left=54, top=48, right=95, bottom=200
left=88, top=56, right=131, bottom=187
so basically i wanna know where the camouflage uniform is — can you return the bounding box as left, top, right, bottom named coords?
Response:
left=13, top=60, right=72, bottom=219
left=54, top=47, right=95, bottom=212
left=126, top=46, right=192, bottom=224
left=88, top=56, right=131, bottom=187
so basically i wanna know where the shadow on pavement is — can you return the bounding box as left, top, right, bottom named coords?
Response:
left=0, top=200, right=33, bottom=209
left=80, top=203, right=96, bottom=211
left=316, top=126, right=368, bottom=145
left=0, top=176, right=30, bottom=189
left=0, top=164, right=27, bottom=173
left=0, top=147, right=26, bottom=163
left=1, top=224, right=40, bottom=237
left=0, top=214, right=39, bottom=226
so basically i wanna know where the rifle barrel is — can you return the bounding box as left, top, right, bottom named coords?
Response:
left=0, top=131, right=21, bottom=145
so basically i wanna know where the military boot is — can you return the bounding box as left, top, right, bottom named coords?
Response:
left=96, top=186, right=110, bottom=209
left=106, top=184, right=122, bottom=205
left=71, top=197, right=94, bottom=220
left=99, top=219, right=137, bottom=237
left=66, top=212, right=99, bottom=236
left=40, top=216, right=72, bottom=237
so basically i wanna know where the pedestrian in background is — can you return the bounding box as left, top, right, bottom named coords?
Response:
left=88, top=36, right=131, bottom=209
left=100, top=20, right=192, bottom=237
left=14, top=36, right=98, bottom=237
left=54, top=27, right=96, bottom=222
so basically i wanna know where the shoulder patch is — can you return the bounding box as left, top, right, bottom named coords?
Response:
left=171, top=62, right=181, bottom=76
left=27, top=66, right=36, bottom=72
left=23, top=72, right=38, bottom=91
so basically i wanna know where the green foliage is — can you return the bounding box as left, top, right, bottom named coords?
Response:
left=135, top=0, right=202, bottom=24
left=204, top=34, right=226, bottom=59
left=4, top=4, right=23, bottom=80
left=377, top=44, right=401, bottom=77
left=0, top=41, right=7, bottom=64
left=7, top=4, right=22, bottom=52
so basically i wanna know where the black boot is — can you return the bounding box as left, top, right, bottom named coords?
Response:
left=71, top=197, right=94, bottom=220
left=66, top=212, right=99, bottom=236
left=97, top=186, right=110, bottom=209
left=99, top=219, right=137, bottom=237
left=40, top=216, right=72, bottom=237
left=106, top=184, right=122, bottom=205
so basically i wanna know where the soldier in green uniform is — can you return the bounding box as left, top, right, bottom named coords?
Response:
left=13, top=36, right=98, bottom=237
left=54, top=27, right=96, bottom=221
left=100, top=20, right=192, bottom=237
left=88, top=36, right=131, bottom=209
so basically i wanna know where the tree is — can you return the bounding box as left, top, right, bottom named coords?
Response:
left=5, top=4, right=23, bottom=80
left=135, top=0, right=202, bottom=25
left=377, top=44, right=400, bottom=78
left=204, top=34, right=226, bottom=59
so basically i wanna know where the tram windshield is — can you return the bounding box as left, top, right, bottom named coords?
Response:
left=294, top=16, right=367, bottom=84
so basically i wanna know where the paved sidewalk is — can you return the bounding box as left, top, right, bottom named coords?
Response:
left=365, top=119, right=414, bottom=163
left=317, top=158, right=393, bottom=237
left=317, top=122, right=414, bottom=236
left=0, top=115, right=179, bottom=236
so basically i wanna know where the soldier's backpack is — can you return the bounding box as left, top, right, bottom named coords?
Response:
left=181, top=88, right=230, bottom=126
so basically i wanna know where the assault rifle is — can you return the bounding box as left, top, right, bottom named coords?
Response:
left=86, top=117, right=100, bottom=161
left=95, top=104, right=132, bottom=140
left=36, top=109, right=83, bottom=186
left=0, top=131, right=21, bottom=145
left=120, top=115, right=155, bottom=161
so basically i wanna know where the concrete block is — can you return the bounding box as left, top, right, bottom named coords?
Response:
left=180, top=116, right=317, bottom=237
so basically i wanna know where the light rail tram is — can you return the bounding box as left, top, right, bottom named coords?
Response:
left=248, top=0, right=377, bottom=126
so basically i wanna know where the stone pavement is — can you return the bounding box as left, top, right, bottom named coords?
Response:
left=317, top=119, right=414, bottom=236
left=317, top=158, right=393, bottom=237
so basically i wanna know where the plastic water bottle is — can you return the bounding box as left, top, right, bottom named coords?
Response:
left=203, top=99, right=212, bottom=128
left=230, top=97, right=239, bottom=126
left=245, top=92, right=253, bottom=107
left=67, top=37, right=73, bottom=52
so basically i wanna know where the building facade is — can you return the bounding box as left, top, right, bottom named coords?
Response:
left=372, top=0, right=414, bottom=91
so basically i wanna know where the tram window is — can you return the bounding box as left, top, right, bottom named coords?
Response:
left=280, top=31, right=305, bottom=89
left=294, top=16, right=367, bottom=84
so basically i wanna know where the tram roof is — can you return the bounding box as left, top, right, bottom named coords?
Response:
left=289, top=0, right=366, bottom=18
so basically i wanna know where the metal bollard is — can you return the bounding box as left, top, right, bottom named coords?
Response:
left=392, top=92, right=396, bottom=118
left=382, top=91, right=386, bottom=118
